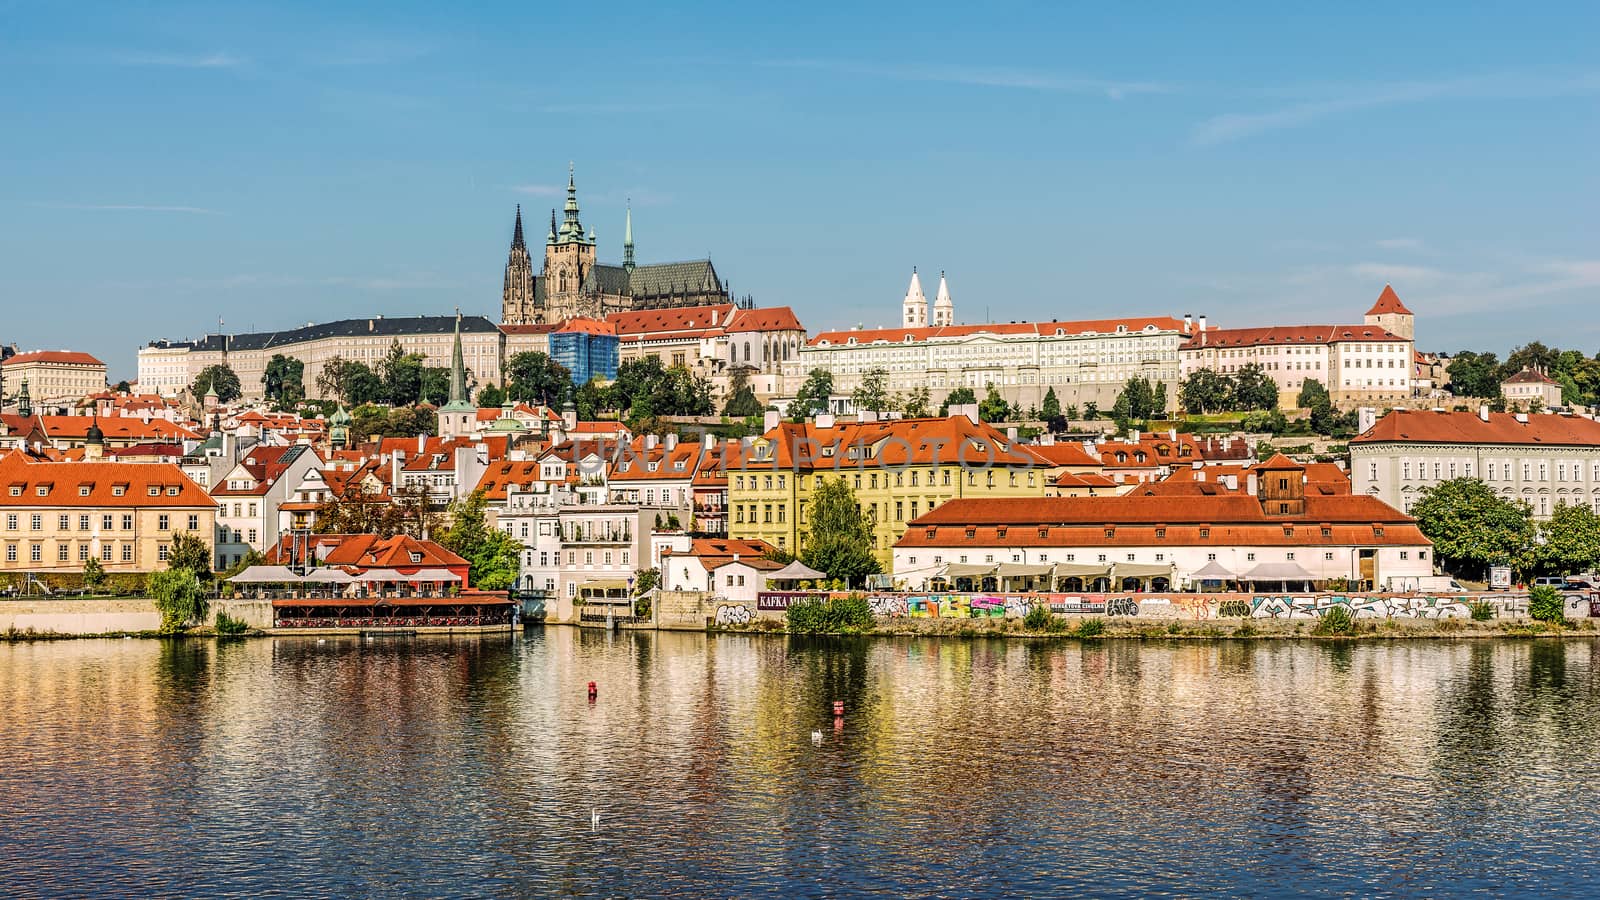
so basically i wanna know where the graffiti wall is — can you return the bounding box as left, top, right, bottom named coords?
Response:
left=714, top=604, right=753, bottom=626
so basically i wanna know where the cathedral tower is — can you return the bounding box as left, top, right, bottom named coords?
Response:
left=501, top=205, right=536, bottom=324
left=1363, top=284, right=1414, bottom=340
left=543, top=163, right=599, bottom=318
left=902, top=268, right=927, bottom=327
left=932, top=271, right=954, bottom=327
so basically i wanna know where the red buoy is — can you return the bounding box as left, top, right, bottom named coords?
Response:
left=832, top=700, right=844, bottom=716
left=587, top=681, right=598, bottom=699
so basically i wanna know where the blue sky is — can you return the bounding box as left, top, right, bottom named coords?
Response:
left=3, top=1, right=1597, bottom=378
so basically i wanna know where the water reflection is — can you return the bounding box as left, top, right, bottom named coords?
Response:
left=2, top=634, right=1599, bottom=897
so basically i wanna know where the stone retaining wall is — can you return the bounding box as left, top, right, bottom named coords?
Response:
left=0, top=598, right=160, bottom=635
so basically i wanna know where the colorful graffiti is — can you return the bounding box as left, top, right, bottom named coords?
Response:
left=714, top=605, right=753, bottom=626
left=1216, top=600, right=1251, bottom=618
left=868, top=596, right=909, bottom=618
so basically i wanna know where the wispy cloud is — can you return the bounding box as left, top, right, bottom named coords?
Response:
left=1375, top=238, right=1426, bottom=252
left=1192, top=70, right=1600, bottom=145
left=113, top=51, right=244, bottom=69
left=34, top=202, right=221, bottom=215
left=1350, top=262, right=1449, bottom=284
left=765, top=59, right=1172, bottom=99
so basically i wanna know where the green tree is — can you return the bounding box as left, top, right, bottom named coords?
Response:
left=149, top=568, right=207, bottom=633
left=851, top=368, right=892, bottom=414
left=262, top=354, right=306, bottom=408
left=1538, top=502, right=1600, bottom=575
left=113, top=380, right=131, bottom=393
left=939, top=387, right=977, bottom=416
left=722, top=374, right=764, bottom=418
left=192, top=364, right=241, bottom=403
left=505, top=351, right=572, bottom=405
left=167, top=531, right=213, bottom=581
left=898, top=385, right=932, bottom=419
left=800, top=477, right=882, bottom=587
left=1411, top=479, right=1535, bottom=579
left=439, top=490, right=521, bottom=590
left=1528, top=585, right=1566, bottom=624
left=978, top=384, right=1011, bottom=422
left=1446, top=351, right=1503, bottom=398
left=477, top=383, right=508, bottom=408
left=318, top=355, right=383, bottom=405
left=791, top=368, right=835, bottom=422
left=376, top=340, right=425, bottom=406
left=1241, top=409, right=1288, bottom=434
left=1113, top=377, right=1161, bottom=424
left=575, top=378, right=608, bottom=420
left=82, top=557, right=106, bottom=592
left=1502, top=341, right=1559, bottom=380
left=1041, top=387, right=1062, bottom=420
left=1230, top=363, right=1279, bottom=412
left=419, top=367, right=451, bottom=406
left=1298, top=378, right=1338, bottom=433
left=1179, top=368, right=1233, bottom=414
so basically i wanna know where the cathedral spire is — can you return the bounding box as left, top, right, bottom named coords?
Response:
left=623, top=201, right=635, bottom=273
left=511, top=204, right=525, bottom=251
left=933, top=270, right=954, bottom=327
left=548, top=209, right=557, bottom=244
left=902, top=267, right=927, bottom=327
left=447, top=310, right=466, bottom=406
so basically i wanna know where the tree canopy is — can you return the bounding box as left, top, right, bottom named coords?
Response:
left=1538, top=502, right=1600, bottom=576
left=939, top=387, right=977, bottom=416
left=1411, top=478, right=1535, bottom=578
left=317, top=355, right=384, bottom=406
left=1178, top=368, right=1232, bottom=414
left=192, top=365, right=241, bottom=403
left=800, top=477, right=881, bottom=587
left=607, top=357, right=713, bottom=425
left=262, top=355, right=305, bottom=409
left=851, top=369, right=892, bottom=414
left=978, top=384, right=1011, bottom=423
left=439, top=489, right=521, bottom=590
left=791, top=368, right=834, bottom=422
left=506, top=351, right=572, bottom=406
left=898, top=385, right=932, bottom=419
left=722, top=369, right=764, bottom=418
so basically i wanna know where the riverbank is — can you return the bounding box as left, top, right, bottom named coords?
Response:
left=713, top=615, right=1594, bottom=640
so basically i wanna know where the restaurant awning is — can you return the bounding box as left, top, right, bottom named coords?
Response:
left=1189, top=560, right=1236, bottom=581
left=227, top=565, right=302, bottom=583
left=941, top=563, right=997, bottom=578
left=996, top=562, right=1052, bottom=578
left=579, top=579, right=630, bottom=591
left=768, top=560, right=827, bottom=581
left=353, top=569, right=404, bottom=582
left=1112, top=563, right=1174, bottom=579
left=410, top=568, right=463, bottom=582
left=1050, top=563, right=1111, bottom=579
left=300, top=568, right=356, bottom=584
left=1240, top=561, right=1315, bottom=582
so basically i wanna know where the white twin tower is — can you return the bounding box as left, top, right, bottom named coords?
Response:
left=901, top=268, right=954, bottom=328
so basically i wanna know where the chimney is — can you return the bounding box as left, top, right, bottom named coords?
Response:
left=815, top=412, right=835, bottom=429
left=1131, top=429, right=1141, bottom=443
left=1225, top=474, right=1238, bottom=490
left=392, top=450, right=405, bottom=488
left=221, top=429, right=237, bottom=461
left=1196, top=469, right=1206, bottom=482
left=705, top=434, right=717, bottom=450
left=763, top=410, right=780, bottom=433
left=1357, top=407, right=1377, bottom=434
left=1183, top=313, right=1192, bottom=333
left=664, top=433, right=677, bottom=451
left=1479, top=404, right=1490, bottom=422
left=417, top=433, right=426, bottom=454
left=1006, top=426, right=1018, bottom=442
left=645, top=433, right=659, bottom=449
left=1246, top=473, right=1258, bottom=496
left=958, top=403, right=979, bottom=426
left=1169, top=428, right=1177, bottom=441
left=859, top=409, right=878, bottom=424
left=1198, top=314, right=1207, bottom=333
left=1515, top=412, right=1529, bottom=424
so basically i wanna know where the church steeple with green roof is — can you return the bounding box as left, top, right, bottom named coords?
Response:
left=439, top=310, right=476, bottom=439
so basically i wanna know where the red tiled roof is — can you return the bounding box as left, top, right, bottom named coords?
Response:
left=908, top=493, right=1415, bottom=527
left=1023, top=442, right=1102, bottom=468
left=663, top=537, right=777, bottom=569
left=0, top=451, right=215, bottom=508
left=1181, top=324, right=1406, bottom=351
left=500, top=323, right=557, bottom=335
left=1502, top=367, right=1559, bottom=386
left=0, top=415, right=199, bottom=442
left=809, top=316, right=1188, bottom=347
left=724, top=306, right=804, bottom=332
left=727, top=416, right=1043, bottom=470
left=1365, top=284, right=1414, bottom=316
left=2, top=350, right=105, bottom=367
left=262, top=533, right=467, bottom=573
left=607, top=304, right=737, bottom=338
left=608, top=442, right=706, bottom=482
left=1353, top=409, right=1600, bottom=447
left=554, top=316, right=616, bottom=337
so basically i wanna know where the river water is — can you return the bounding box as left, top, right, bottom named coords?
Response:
left=2, top=631, right=1597, bottom=898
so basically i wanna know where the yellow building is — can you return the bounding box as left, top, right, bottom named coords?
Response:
left=0, top=452, right=217, bottom=576
left=2, top=351, right=107, bottom=406
left=726, top=415, right=1050, bottom=572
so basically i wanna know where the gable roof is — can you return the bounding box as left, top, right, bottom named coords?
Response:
left=809, top=316, right=1188, bottom=347
left=2, top=350, right=105, bottom=367
left=627, top=260, right=722, bottom=298
left=1181, top=324, right=1406, bottom=351
left=1503, top=367, right=1559, bottom=386
left=1353, top=408, right=1600, bottom=447
left=0, top=451, right=215, bottom=508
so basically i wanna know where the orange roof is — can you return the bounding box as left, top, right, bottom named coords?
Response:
left=263, top=533, right=466, bottom=571
left=809, top=316, right=1188, bottom=347
left=500, top=323, right=556, bottom=336
left=2, top=350, right=105, bottom=367
left=473, top=460, right=555, bottom=500
left=554, top=316, right=617, bottom=337
left=1365, top=284, right=1414, bottom=316
left=726, top=416, right=1043, bottom=471
left=1023, top=442, right=1102, bottom=468
left=1503, top=367, right=1559, bottom=386
left=608, top=441, right=706, bottom=482
left=1053, top=471, right=1119, bottom=489
left=1353, top=409, right=1600, bottom=447
left=899, top=520, right=1427, bottom=550
left=663, top=537, right=777, bottom=569
left=724, top=306, right=804, bottom=332
left=1181, top=324, right=1406, bottom=350
left=0, top=414, right=198, bottom=442
left=607, top=304, right=737, bottom=338
left=0, top=451, right=215, bottom=508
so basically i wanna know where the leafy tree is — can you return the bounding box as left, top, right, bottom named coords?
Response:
left=978, top=384, right=1011, bottom=422
left=852, top=368, right=892, bottom=414
left=167, top=531, right=213, bottom=582
left=477, top=383, right=508, bottom=408
left=791, top=368, right=834, bottom=422
left=1041, top=387, right=1061, bottom=420
left=575, top=378, right=608, bottom=421
left=192, top=365, right=241, bottom=403
left=313, top=483, right=435, bottom=539
left=800, top=477, right=881, bottom=587
left=1179, top=368, right=1232, bottom=414
left=939, top=387, right=977, bottom=416
left=439, top=490, right=521, bottom=590
left=898, top=386, right=932, bottom=419
left=82, top=557, right=106, bottom=592
left=376, top=340, right=425, bottom=406
left=1502, top=341, right=1558, bottom=380
left=1411, top=479, right=1535, bottom=579
left=318, top=355, right=383, bottom=405
left=1230, top=363, right=1279, bottom=412
left=1241, top=409, right=1288, bottom=434
left=632, top=568, right=660, bottom=596
left=722, top=379, right=764, bottom=418
left=262, top=354, right=306, bottom=408
left=607, top=357, right=712, bottom=422
left=1298, top=378, right=1337, bottom=433
left=419, top=367, right=451, bottom=406
left=505, top=351, right=572, bottom=405
left=1446, top=351, right=1503, bottom=398
left=1113, top=377, right=1161, bottom=424
left=112, top=380, right=131, bottom=393
left=1083, top=402, right=1099, bottom=421
left=1538, top=502, right=1600, bottom=575
left=150, top=568, right=207, bottom=634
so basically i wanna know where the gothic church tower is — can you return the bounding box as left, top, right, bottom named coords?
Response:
left=501, top=205, right=535, bottom=324
left=544, top=163, right=599, bottom=319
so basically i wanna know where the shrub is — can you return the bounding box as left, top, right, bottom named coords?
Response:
left=1468, top=600, right=1495, bottom=621
left=1075, top=617, right=1105, bottom=638
left=1313, top=605, right=1355, bottom=635
left=1234, top=622, right=1258, bottom=638
left=1166, top=621, right=1184, bottom=635
left=214, top=611, right=250, bottom=635
left=1529, top=585, right=1566, bottom=625
left=1023, top=604, right=1053, bottom=632
left=150, top=568, right=207, bottom=634
left=785, top=593, right=874, bottom=633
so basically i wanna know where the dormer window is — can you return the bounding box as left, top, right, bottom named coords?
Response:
left=409, top=552, right=423, bottom=563
left=1104, top=528, right=1115, bottom=538
left=112, top=485, right=126, bottom=496
left=148, top=486, right=160, bottom=496
left=36, top=486, right=49, bottom=497
left=7, top=486, right=20, bottom=497
left=167, top=486, right=180, bottom=496
left=78, top=485, right=92, bottom=497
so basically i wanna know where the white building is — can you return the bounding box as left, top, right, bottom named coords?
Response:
left=661, top=537, right=782, bottom=608
left=210, top=443, right=322, bottom=568
left=1350, top=407, right=1600, bottom=519
left=894, top=456, right=1433, bottom=592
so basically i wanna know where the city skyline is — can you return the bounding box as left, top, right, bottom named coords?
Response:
left=4, top=1, right=1599, bottom=377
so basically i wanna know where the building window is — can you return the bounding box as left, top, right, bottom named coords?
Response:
left=122, top=544, right=132, bottom=562
left=158, top=515, right=169, bottom=531
left=79, top=514, right=90, bottom=531
left=122, top=515, right=133, bottom=530
left=1246, top=552, right=1256, bottom=561
left=31, top=514, right=42, bottom=531
left=58, top=544, right=70, bottom=562
left=101, top=544, right=112, bottom=561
